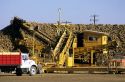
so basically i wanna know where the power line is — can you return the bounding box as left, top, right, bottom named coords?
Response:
left=62, top=21, right=72, bottom=25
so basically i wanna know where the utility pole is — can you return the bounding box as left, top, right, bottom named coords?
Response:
left=58, top=8, right=61, bottom=25
left=57, top=8, right=62, bottom=36
left=90, top=14, right=98, bottom=25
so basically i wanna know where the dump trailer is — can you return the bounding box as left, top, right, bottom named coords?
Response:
left=0, top=52, right=38, bottom=76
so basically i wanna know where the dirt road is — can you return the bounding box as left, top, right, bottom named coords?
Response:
left=0, top=73, right=125, bottom=82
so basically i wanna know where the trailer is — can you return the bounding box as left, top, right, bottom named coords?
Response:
left=43, top=55, right=125, bottom=74
left=0, top=52, right=38, bottom=76
left=43, top=62, right=125, bottom=74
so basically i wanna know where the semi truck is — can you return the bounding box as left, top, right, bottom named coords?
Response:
left=0, top=52, right=38, bottom=76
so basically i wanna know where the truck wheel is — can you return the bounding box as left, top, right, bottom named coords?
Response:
left=108, top=71, right=116, bottom=74
left=29, top=66, right=37, bottom=76
left=16, top=68, right=22, bottom=76
left=88, top=70, right=94, bottom=74
left=117, top=71, right=122, bottom=74
left=68, top=70, right=74, bottom=74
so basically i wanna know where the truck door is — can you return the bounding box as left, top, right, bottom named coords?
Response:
left=21, top=53, right=31, bottom=68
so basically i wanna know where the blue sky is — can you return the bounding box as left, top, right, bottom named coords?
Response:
left=0, top=0, right=125, bottom=29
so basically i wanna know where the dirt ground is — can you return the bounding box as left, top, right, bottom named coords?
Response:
left=0, top=73, right=125, bottom=82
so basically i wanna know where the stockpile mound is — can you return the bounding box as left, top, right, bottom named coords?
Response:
left=0, top=17, right=125, bottom=55
left=0, top=32, right=14, bottom=52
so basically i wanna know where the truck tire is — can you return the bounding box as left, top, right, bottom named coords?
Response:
left=88, top=70, right=94, bottom=74
left=29, top=66, right=37, bottom=76
left=108, top=71, right=116, bottom=74
left=68, top=70, right=74, bottom=74
left=108, top=71, right=113, bottom=74
left=117, top=71, right=122, bottom=74
left=16, top=68, right=22, bottom=76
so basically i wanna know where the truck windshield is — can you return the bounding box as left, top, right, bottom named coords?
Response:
left=22, top=53, right=29, bottom=60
